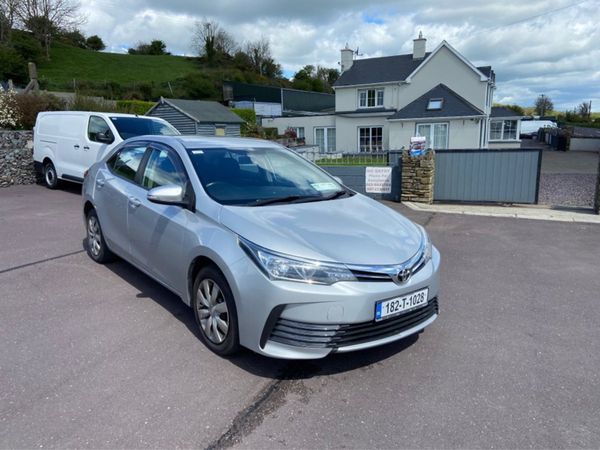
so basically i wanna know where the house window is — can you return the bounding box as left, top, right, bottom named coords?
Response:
left=315, top=127, right=336, bottom=153
left=359, top=127, right=383, bottom=152
left=416, top=123, right=448, bottom=149
left=358, top=89, right=384, bottom=108
left=490, top=120, right=518, bottom=140
left=292, top=127, right=305, bottom=139
left=426, top=98, right=443, bottom=110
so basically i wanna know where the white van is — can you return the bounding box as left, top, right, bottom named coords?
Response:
left=33, top=112, right=180, bottom=189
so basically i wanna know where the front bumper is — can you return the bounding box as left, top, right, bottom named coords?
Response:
left=229, top=246, right=441, bottom=359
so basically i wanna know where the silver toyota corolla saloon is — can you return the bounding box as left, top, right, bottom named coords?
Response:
left=82, top=136, right=440, bottom=359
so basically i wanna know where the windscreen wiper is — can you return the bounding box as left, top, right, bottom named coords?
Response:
left=252, top=195, right=318, bottom=206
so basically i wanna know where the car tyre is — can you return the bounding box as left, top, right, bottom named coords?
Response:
left=192, top=266, right=240, bottom=356
left=43, top=161, right=59, bottom=189
left=85, top=209, right=115, bottom=263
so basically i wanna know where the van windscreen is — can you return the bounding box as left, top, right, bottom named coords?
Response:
left=109, top=117, right=180, bottom=139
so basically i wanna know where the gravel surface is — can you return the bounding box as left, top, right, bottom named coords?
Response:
left=538, top=173, right=596, bottom=207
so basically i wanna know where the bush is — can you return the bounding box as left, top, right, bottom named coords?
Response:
left=182, top=73, right=218, bottom=99
left=116, top=100, right=155, bottom=115
left=59, top=30, right=87, bottom=49
left=69, top=94, right=118, bottom=113
left=0, top=45, right=27, bottom=83
left=86, top=35, right=105, bottom=51
left=263, top=127, right=278, bottom=139
left=231, top=107, right=257, bottom=135
left=11, top=31, right=43, bottom=64
left=0, top=87, right=20, bottom=129
left=14, top=93, right=66, bottom=129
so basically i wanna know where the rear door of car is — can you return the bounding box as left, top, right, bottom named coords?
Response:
left=94, top=143, right=150, bottom=257
left=126, top=143, right=193, bottom=293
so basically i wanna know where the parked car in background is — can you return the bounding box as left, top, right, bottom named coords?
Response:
left=520, top=119, right=557, bottom=139
left=33, top=112, right=179, bottom=189
left=82, top=135, right=441, bottom=359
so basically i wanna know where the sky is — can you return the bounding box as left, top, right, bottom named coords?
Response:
left=79, top=0, right=600, bottom=111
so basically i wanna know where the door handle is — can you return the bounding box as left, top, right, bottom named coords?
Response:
left=74, top=144, right=80, bottom=149
left=96, top=179, right=105, bottom=188
left=128, top=197, right=141, bottom=208
left=83, top=146, right=90, bottom=150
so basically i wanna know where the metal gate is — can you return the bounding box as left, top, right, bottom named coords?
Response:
left=434, top=149, right=542, bottom=204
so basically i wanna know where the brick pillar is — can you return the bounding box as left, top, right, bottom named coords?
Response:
left=401, top=149, right=435, bottom=204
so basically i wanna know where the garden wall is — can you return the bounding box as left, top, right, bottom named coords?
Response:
left=0, top=130, right=37, bottom=188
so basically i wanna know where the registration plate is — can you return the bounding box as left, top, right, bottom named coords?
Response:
left=375, top=288, right=429, bottom=321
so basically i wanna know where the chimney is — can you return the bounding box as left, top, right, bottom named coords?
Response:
left=340, top=45, right=354, bottom=73
left=413, top=31, right=426, bottom=60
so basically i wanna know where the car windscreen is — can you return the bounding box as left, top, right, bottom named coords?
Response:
left=109, top=117, right=180, bottom=139
left=186, top=146, right=349, bottom=206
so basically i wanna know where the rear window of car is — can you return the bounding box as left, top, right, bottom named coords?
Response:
left=109, top=117, right=180, bottom=140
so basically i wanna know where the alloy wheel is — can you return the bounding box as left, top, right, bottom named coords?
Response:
left=196, top=279, right=229, bottom=344
left=87, top=215, right=102, bottom=257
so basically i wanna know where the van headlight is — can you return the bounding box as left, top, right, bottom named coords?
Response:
left=239, top=238, right=356, bottom=285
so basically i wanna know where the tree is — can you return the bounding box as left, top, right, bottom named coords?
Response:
left=86, top=34, right=104, bottom=51
left=128, top=40, right=168, bottom=55
left=244, top=37, right=280, bottom=77
left=16, top=0, right=86, bottom=59
left=577, top=101, right=592, bottom=120
left=292, top=64, right=339, bottom=93
left=0, top=0, right=19, bottom=43
left=193, top=19, right=236, bottom=62
left=59, top=28, right=86, bottom=47
left=534, top=94, right=554, bottom=117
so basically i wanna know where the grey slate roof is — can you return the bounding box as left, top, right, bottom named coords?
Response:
left=161, top=98, right=244, bottom=124
left=491, top=106, right=523, bottom=118
left=334, top=53, right=431, bottom=87
left=388, top=84, right=484, bottom=120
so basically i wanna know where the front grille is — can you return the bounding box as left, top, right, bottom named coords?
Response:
left=268, top=298, right=438, bottom=349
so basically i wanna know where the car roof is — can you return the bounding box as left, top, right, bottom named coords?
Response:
left=126, top=135, right=283, bottom=149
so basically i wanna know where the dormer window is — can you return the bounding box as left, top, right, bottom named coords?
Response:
left=427, top=98, right=443, bottom=110
left=358, top=89, right=384, bottom=108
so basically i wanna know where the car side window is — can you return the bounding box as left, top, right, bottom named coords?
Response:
left=88, top=116, right=114, bottom=143
left=107, top=146, right=147, bottom=182
left=142, top=148, right=186, bottom=189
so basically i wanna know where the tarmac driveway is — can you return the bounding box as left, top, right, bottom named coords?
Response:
left=1, top=185, right=600, bottom=449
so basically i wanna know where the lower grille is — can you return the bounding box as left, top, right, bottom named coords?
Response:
left=268, top=298, right=438, bottom=349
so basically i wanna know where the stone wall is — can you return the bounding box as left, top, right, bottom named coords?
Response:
left=401, top=149, right=435, bottom=204
left=0, top=130, right=37, bottom=188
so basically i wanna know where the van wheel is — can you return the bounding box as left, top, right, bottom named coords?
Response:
left=192, top=266, right=240, bottom=356
left=43, top=161, right=59, bottom=189
left=85, top=209, right=115, bottom=263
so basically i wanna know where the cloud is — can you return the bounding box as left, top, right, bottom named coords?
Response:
left=79, top=0, right=600, bottom=111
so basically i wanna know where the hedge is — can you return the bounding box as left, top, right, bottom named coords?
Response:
left=116, top=100, right=156, bottom=115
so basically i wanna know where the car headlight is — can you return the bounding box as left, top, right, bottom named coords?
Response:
left=418, top=225, right=433, bottom=265
left=239, top=238, right=356, bottom=285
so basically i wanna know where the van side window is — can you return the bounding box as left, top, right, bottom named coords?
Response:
left=88, top=116, right=114, bottom=143
left=142, top=148, right=186, bottom=189
left=107, top=146, right=147, bottom=182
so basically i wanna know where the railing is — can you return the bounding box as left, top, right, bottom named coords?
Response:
left=293, top=150, right=390, bottom=166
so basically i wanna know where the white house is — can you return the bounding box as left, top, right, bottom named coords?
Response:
left=262, top=34, right=522, bottom=152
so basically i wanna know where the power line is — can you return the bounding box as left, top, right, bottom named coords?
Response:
left=473, top=0, right=593, bottom=35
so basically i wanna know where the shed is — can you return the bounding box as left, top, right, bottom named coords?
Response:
left=147, top=97, right=244, bottom=136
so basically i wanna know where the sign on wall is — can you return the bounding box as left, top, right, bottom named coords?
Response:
left=365, top=166, right=392, bottom=193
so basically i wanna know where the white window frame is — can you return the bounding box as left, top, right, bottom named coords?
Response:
left=358, top=88, right=384, bottom=108
left=289, top=127, right=305, bottom=139
left=415, top=122, right=449, bottom=150
left=489, top=119, right=519, bottom=141
left=358, top=126, right=384, bottom=152
left=314, top=127, right=336, bottom=153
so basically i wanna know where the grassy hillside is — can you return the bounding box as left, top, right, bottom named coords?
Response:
left=38, top=43, right=199, bottom=90
left=36, top=42, right=289, bottom=101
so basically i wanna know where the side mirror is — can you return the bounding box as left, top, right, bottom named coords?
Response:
left=147, top=184, right=185, bottom=206
left=96, top=131, right=114, bottom=144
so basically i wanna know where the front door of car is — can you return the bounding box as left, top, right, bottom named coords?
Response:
left=127, top=144, right=192, bottom=294
left=94, top=144, right=148, bottom=257
left=84, top=116, right=116, bottom=172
